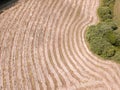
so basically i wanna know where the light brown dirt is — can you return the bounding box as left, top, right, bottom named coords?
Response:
left=0, top=0, right=120, bottom=90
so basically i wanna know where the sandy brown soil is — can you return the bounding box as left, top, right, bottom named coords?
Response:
left=0, top=0, right=120, bottom=90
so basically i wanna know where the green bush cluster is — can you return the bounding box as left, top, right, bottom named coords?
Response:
left=86, top=0, right=120, bottom=61
left=98, top=0, right=115, bottom=21
left=86, top=22, right=118, bottom=58
left=102, top=0, right=115, bottom=8
left=98, top=6, right=113, bottom=21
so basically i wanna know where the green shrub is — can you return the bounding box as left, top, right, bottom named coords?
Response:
left=102, top=43, right=116, bottom=57
left=86, top=24, right=116, bottom=58
left=85, top=0, right=120, bottom=61
left=102, top=0, right=115, bottom=7
left=105, top=21, right=118, bottom=30
left=98, top=6, right=113, bottom=21
left=103, top=31, right=117, bottom=44
left=114, top=33, right=120, bottom=46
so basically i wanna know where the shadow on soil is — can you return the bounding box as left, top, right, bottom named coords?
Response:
left=0, top=0, right=18, bottom=13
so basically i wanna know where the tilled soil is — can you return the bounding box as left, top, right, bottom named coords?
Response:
left=0, top=0, right=120, bottom=90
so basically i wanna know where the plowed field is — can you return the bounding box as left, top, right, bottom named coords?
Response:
left=0, top=0, right=120, bottom=90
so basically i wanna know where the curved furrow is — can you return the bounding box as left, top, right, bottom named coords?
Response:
left=48, top=1, right=74, bottom=88
left=20, top=1, right=46, bottom=89
left=0, top=0, right=29, bottom=45
left=41, top=0, right=118, bottom=89
left=61, top=0, right=108, bottom=89
left=1, top=0, right=120, bottom=90
left=63, top=0, right=98, bottom=80
left=0, top=1, right=48, bottom=89
left=44, top=0, right=80, bottom=88
left=74, top=19, right=112, bottom=89
left=0, top=10, right=15, bottom=90
left=15, top=0, right=43, bottom=89
left=1, top=0, right=35, bottom=88
left=45, top=0, right=82, bottom=88
left=81, top=3, right=120, bottom=87
left=81, top=1, right=120, bottom=85
left=79, top=0, right=120, bottom=88
left=72, top=0, right=116, bottom=89
left=80, top=22, right=120, bottom=89
left=72, top=0, right=120, bottom=88
left=18, top=0, right=49, bottom=89
left=54, top=2, right=82, bottom=87
left=38, top=0, right=65, bottom=89
left=34, top=0, right=52, bottom=90
left=23, top=0, right=54, bottom=90
left=30, top=0, right=51, bottom=90
left=21, top=0, right=50, bottom=89
left=23, top=1, right=46, bottom=90
left=43, top=0, right=72, bottom=89
left=61, top=1, right=105, bottom=88
left=80, top=0, right=120, bottom=82
left=31, top=0, right=55, bottom=90
left=0, top=0, right=35, bottom=89
left=71, top=0, right=109, bottom=82
left=60, top=0, right=86, bottom=80
left=37, top=0, right=61, bottom=90
left=64, top=0, right=113, bottom=88
left=8, top=0, right=41, bottom=90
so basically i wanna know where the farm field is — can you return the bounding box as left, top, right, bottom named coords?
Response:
left=0, top=0, right=120, bottom=90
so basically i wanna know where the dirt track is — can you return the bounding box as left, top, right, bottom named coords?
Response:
left=0, top=0, right=120, bottom=90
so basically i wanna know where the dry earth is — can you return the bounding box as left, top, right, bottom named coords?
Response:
left=0, top=0, right=120, bottom=90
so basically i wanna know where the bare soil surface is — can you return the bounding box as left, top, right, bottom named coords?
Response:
left=0, top=0, right=120, bottom=90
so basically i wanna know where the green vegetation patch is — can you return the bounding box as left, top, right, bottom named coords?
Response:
left=86, top=0, right=120, bottom=61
